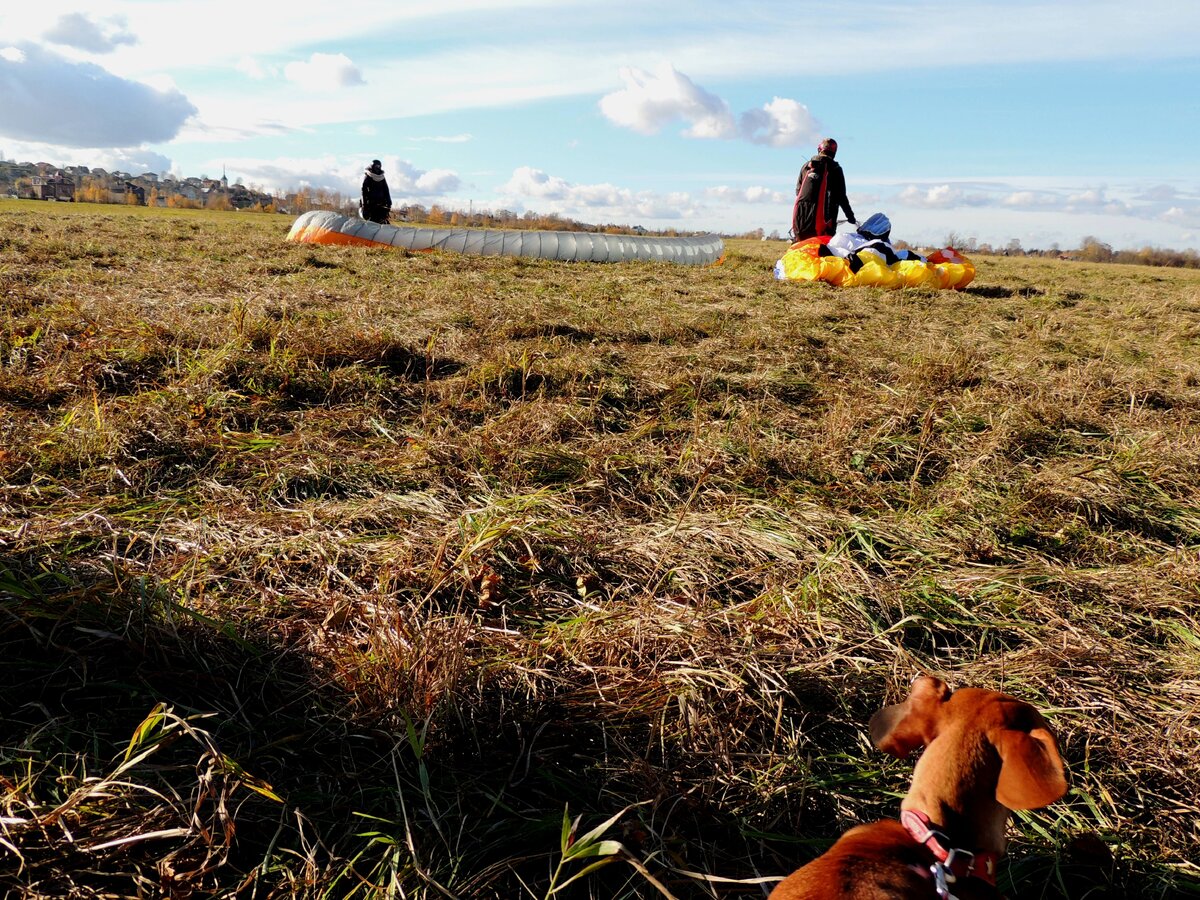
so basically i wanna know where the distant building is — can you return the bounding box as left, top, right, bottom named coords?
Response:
left=31, top=172, right=75, bottom=201
left=109, top=180, right=145, bottom=205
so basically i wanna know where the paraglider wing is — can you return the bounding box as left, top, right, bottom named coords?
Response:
left=287, top=210, right=725, bottom=266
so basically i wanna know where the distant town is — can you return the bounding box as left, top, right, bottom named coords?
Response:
left=0, top=157, right=289, bottom=211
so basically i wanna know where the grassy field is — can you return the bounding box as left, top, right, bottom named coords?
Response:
left=2, top=199, right=1199, bottom=898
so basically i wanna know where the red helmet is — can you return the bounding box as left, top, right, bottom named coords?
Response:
left=818, top=138, right=838, bottom=157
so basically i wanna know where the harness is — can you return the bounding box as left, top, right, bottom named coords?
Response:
left=900, top=809, right=999, bottom=900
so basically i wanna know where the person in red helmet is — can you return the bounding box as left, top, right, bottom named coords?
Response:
left=791, top=138, right=855, bottom=241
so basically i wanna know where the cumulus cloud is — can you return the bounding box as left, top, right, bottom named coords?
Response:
left=1066, top=188, right=1108, bottom=207
left=1064, top=187, right=1132, bottom=215
left=43, top=13, right=137, bottom=54
left=599, top=63, right=736, bottom=139
left=600, top=65, right=822, bottom=148
left=284, top=52, right=365, bottom=91
left=706, top=185, right=788, bottom=204
left=897, top=183, right=991, bottom=208
left=236, top=56, right=274, bottom=80
left=1001, top=190, right=1060, bottom=207
left=738, top=97, right=821, bottom=148
left=405, top=163, right=460, bottom=195
left=499, top=166, right=698, bottom=221
left=0, top=43, right=195, bottom=147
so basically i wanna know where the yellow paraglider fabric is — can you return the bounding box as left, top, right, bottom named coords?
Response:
left=775, top=239, right=975, bottom=290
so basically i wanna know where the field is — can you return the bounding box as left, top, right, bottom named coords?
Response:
left=2, top=199, right=1199, bottom=898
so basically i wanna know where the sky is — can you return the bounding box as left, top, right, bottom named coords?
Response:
left=2, top=1, right=1198, bottom=250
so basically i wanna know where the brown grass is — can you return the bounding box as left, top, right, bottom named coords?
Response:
left=2, top=199, right=1199, bottom=897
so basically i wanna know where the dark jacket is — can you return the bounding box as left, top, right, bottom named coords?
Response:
left=791, top=154, right=854, bottom=240
left=362, top=174, right=391, bottom=209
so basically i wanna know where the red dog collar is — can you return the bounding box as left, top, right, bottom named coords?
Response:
left=901, top=808, right=998, bottom=887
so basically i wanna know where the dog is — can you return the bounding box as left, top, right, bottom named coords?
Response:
left=769, top=676, right=1067, bottom=899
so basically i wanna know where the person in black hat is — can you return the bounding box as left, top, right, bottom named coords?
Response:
left=361, top=159, right=391, bottom=224
left=790, top=138, right=855, bottom=241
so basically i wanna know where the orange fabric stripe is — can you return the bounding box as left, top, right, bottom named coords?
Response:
left=289, top=228, right=381, bottom=247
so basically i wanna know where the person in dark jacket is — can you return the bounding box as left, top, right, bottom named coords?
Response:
left=791, top=138, right=855, bottom=241
left=361, top=159, right=391, bottom=224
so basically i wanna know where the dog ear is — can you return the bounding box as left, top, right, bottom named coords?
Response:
left=869, top=676, right=951, bottom=758
left=992, top=725, right=1067, bottom=810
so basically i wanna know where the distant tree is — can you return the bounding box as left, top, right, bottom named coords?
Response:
left=1078, top=236, right=1114, bottom=263
left=1005, top=238, right=1023, bottom=255
left=77, top=177, right=107, bottom=204
left=944, top=232, right=977, bottom=251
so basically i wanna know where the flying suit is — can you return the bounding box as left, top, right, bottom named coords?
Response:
left=791, top=154, right=854, bottom=241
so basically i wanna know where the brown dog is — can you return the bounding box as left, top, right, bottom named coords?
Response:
left=769, top=676, right=1067, bottom=899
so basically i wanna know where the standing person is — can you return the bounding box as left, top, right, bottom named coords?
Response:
left=791, top=138, right=855, bottom=241
left=361, top=159, right=391, bottom=224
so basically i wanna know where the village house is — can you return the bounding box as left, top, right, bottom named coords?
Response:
left=31, top=172, right=75, bottom=201
left=108, top=180, right=146, bottom=205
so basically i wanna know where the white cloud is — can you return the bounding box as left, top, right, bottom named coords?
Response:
left=1001, top=190, right=1060, bottom=207
left=707, top=185, right=788, bottom=204
left=236, top=56, right=274, bottom=80
left=1162, top=207, right=1186, bottom=222
left=0, top=43, right=195, bottom=147
left=738, top=97, right=821, bottom=148
left=599, top=63, right=736, bottom=139
left=897, top=183, right=991, bottom=208
left=498, top=165, right=699, bottom=221
left=898, top=184, right=961, bottom=208
left=1066, top=188, right=1107, bottom=207
left=1137, top=184, right=1179, bottom=202
left=600, top=65, right=821, bottom=149
left=43, top=13, right=137, bottom=54
left=411, top=166, right=460, bottom=194
left=284, top=52, right=365, bottom=91
left=411, top=133, right=474, bottom=143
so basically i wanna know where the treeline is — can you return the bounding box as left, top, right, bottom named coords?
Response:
left=1075, top=237, right=1200, bottom=269
left=943, top=233, right=1200, bottom=269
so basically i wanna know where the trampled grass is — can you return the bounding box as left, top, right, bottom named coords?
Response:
left=2, top=199, right=1199, bottom=897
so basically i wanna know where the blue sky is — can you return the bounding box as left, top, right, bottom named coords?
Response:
left=2, top=1, right=1198, bottom=250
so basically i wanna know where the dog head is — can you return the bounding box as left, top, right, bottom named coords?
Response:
left=869, top=676, right=1067, bottom=813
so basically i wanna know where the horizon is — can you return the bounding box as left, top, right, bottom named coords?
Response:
left=2, top=2, right=1197, bottom=252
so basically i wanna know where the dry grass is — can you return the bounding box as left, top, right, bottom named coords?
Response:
left=2, top=199, right=1200, bottom=897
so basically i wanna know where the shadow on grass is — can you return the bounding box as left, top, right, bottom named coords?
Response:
left=0, top=555, right=1160, bottom=898
left=0, top=556, right=797, bottom=897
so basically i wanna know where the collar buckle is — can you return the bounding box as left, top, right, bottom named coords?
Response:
left=943, top=846, right=975, bottom=879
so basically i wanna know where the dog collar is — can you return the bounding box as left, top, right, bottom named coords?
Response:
left=901, top=808, right=998, bottom=893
